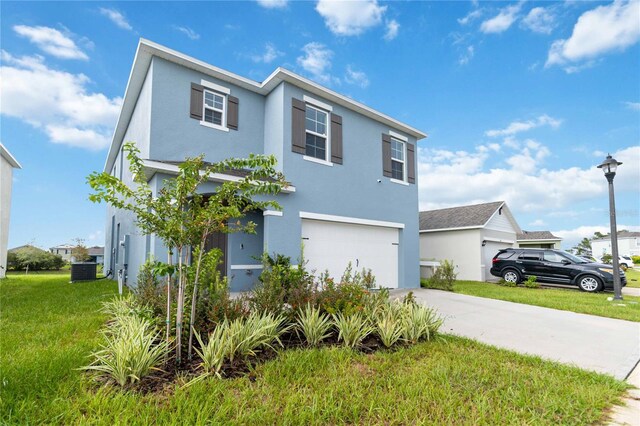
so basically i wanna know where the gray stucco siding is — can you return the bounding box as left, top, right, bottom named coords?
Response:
left=149, top=57, right=266, bottom=163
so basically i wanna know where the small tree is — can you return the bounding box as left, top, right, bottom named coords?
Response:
left=72, top=238, right=91, bottom=262
left=88, top=142, right=288, bottom=364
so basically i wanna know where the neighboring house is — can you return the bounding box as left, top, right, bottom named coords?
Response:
left=50, top=244, right=75, bottom=262
left=419, top=201, right=521, bottom=281
left=517, top=231, right=562, bottom=249
left=1, top=143, right=21, bottom=279
left=103, top=39, right=426, bottom=291
left=592, top=231, right=640, bottom=259
left=88, top=246, right=104, bottom=265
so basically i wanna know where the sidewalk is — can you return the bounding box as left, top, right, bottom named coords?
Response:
left=608, top=362, right=640, bottom=425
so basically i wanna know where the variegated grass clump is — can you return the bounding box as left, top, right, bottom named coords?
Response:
left=374, top=304, right=405, bottom=348
left=333, top=312, right=373, bottom=348
left=83, top=315, right=168, bottom=387
left=400, top=302, right=443, bottom=344
left=296, top=304, right=333, bottom=346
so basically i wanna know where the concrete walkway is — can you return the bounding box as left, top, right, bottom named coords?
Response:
left=391, top=289, right=640, bottom=380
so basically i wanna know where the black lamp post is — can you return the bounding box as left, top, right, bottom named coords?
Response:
left=597, top=154, right=623, bottom=300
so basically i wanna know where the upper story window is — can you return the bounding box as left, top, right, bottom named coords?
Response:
left=305, top=105, right=328, bottom=161
left=203, top=90, right=226, bottom=127
left=390, top=138, right=405, bottom=181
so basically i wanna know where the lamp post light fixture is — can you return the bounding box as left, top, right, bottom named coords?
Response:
left=597, top=154, right=623, bottom=300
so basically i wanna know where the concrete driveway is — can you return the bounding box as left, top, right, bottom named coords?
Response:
left=391, top=289, right=640, bottom=380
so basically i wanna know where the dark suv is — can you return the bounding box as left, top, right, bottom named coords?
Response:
left=490, top=248, right=627, bottom=292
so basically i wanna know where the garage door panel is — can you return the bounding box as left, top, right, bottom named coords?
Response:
left=301, top=219, right=399, bottom=288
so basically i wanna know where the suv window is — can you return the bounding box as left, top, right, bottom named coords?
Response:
left=543, top=251, right=566, bottom=263
left=496, top=251, right=514, bottom=259
left=518, top=251, right=541, bottom=261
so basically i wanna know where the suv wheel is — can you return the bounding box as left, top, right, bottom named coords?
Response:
left=502, top=269, right=521, bottom=284
left=577, top=275, right=603, bottom=292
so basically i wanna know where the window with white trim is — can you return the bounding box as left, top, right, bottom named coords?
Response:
left=203, top=89, right=226, bottom=127
left=305, top=105, right=328, bottom=160
left=390, top=138, right=405, bottom=181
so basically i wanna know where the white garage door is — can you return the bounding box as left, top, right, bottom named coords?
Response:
left=301, top=219, right=399, bottom=288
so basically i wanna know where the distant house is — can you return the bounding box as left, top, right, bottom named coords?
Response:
left=591, top=231, right=640, bottom=259
left=50, top=244, right=75, bottom=262
left=1, top=143, right=21, bottom=279
left=419, top=201, right=563, bottom=282
left=88, top=246, right=104, bottom=265
left=517, top=231, right=562, bottom=249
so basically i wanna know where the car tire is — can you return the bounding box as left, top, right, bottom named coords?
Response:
left=577, top=275, right=603, bottom=292
left=502, top=269, right=521, bottom=284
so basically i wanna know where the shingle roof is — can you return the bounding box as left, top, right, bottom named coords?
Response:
left=517, top=230, right=562, bottom=241
left=419, top=201, right=504, bottom=231
left=88, top=246, right=104, bottom=256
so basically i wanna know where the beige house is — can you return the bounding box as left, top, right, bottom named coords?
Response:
left=419, top=201, right=562, bottom=282
left=1, top=143, right=21, bottom=278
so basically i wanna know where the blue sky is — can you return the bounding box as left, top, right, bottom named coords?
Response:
left=1, top=0, right=639, bottom=250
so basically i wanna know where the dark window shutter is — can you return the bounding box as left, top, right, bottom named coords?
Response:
left=330, top=113, right=343, bottom=164
left=382, top=133, right=392, bottom=177
left=190, top=83, right=204, bottom=120
left=291, top=98, right=306, bottom=154
left=227, top=95, right=239, bottom=130
left=407, top=143, right=416, bottom=184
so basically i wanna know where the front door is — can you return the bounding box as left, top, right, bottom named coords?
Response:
left=204, top=231, right=228, bottom=277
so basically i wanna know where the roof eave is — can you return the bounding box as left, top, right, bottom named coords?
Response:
left=0, top=143, right=22, bottom=169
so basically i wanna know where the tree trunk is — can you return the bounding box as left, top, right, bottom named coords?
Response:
left=187, top=240, right=206, bottom=360
left=175, top=246, right=185, bottom=364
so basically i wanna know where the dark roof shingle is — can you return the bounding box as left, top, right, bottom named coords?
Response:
left=419, top=201, right=504, bottom=231
left=517, top=230, right=562, bottom=241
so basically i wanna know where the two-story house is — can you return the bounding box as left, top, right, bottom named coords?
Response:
left=103, top=39, right=426, bottom=291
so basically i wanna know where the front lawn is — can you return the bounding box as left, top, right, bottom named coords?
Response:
left=624, top=268, right=640, bottom=288
left=432, top=280, right=640, bottom=322
left=1, top=274, right=630, bottom=425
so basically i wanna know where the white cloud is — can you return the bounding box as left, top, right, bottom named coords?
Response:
left=418, top=145, right=640, bottom=213
left=485, top=114, right=562, bottom=137
left=99, top=8, right=133, bottom=31
left=173, top=25, right=200, bottom=40
left=384, top=19, right=399, bottom=41
left=251, top=43, right=284, bottom=63
left=530, top=219, right=546, bottom=227
left=624, top=101, right=640, bottom=111
left=316, top=0, right=386, bottom=36
left=256, top=0, right=288, bottom=9
left=480, top=3, right=522, bottom=34
left=13, top=25, right=88, bottom=60
left=296, top=42, right=335, bottom=84
left=344, top=65, right=369, bottom=88
left=458, top=45, right=475, bottom=65
left=546, top=0, right=640, bottom=71
left=458, top=9, right=482, bottom=26
left=0, top=51, right=122, bottom=150
left=521, top=7, right=556, bottom=34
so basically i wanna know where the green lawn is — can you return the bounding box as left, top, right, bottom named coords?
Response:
left=624, top=267, right=640, bottom=288
left=1, top=274, right=630, bottom=425
left=433, top=280, right=640, bottom=322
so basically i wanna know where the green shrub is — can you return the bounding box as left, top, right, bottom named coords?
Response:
left=134, top=258, right=166, bottom=320
left=375, top=305, right=404, bottom=348
left=333, top=312, right=373, bottom=348
left=401, top=303, right=442, bottom=344
left=296, top=304, right=333, bottom=346
left=601, top=253, right=613, bottom=264
left=632, top=255, right=640, bottom=265
left=424, top=260, right=457, bottom=291
left=6, top=246, right=65, bottom=271
left=523, top=275, right=540, bottom=289
left=82, top=315, right=169, bottom=387
left=497, top=278, right=517, bottom=287
left=193, top=325, right=232, bottom=380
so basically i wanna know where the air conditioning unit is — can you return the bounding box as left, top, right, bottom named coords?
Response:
left=70, top=262, right=97, bottom=282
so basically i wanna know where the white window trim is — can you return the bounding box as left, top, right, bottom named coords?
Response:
left=299, top=211, right=405, bottom=229
left=389, top=130, right=408, bottom=142
left=303, top=155, right=333, bottom=167
left=303, top=95, right=333, bottom=112
left=263, top=210, right=283, bottom=217
left=390, top=178, right=409, bottom=186
left=200, top=79, right=231, bottom=94
left=201, top=88, right=228, bottom=131
left=390, top=137, right=407, bottom=183
left=304, top=104, right=331, bottom=162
